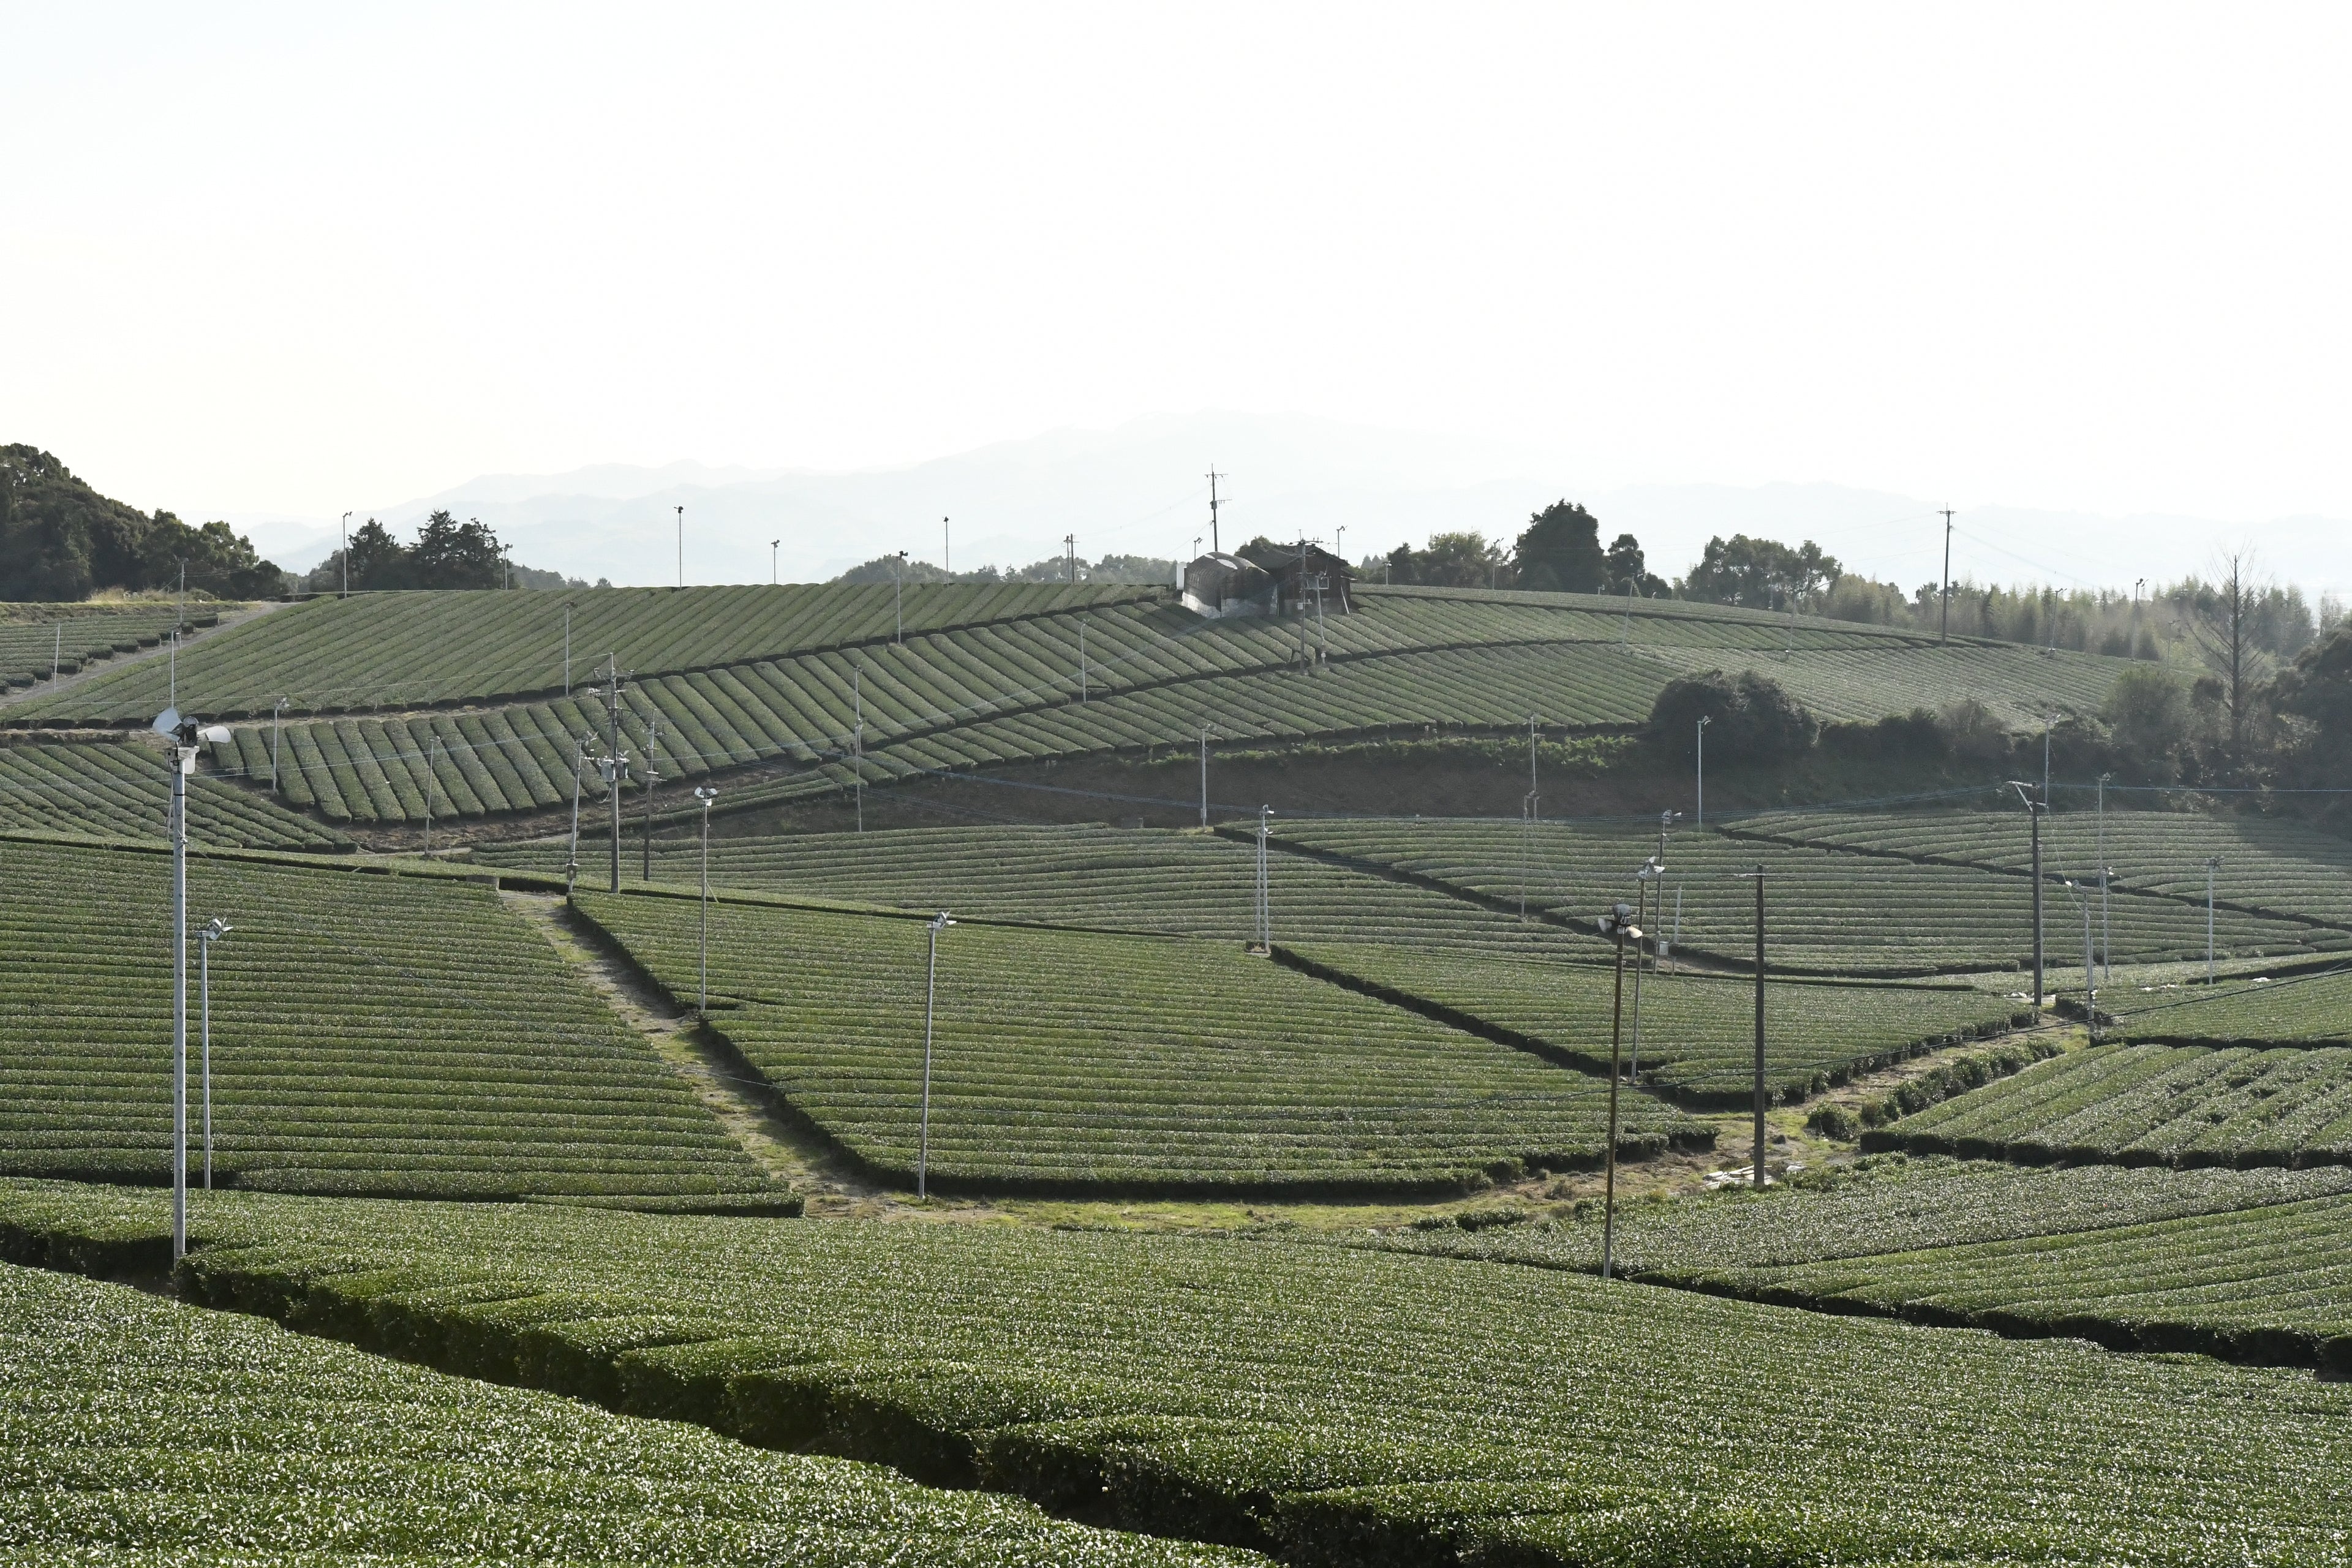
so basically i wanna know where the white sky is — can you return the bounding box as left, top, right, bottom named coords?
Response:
left=7, top=3, right=2351, bottom=545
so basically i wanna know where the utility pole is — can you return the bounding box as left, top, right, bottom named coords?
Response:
left=270, top=698, right=287, bottom=793
left=2097, top=772, right=2112, bottom=991
left=676, top=505, right=684, bottom=589
left=894, top=551, right=907, bottom=644
left=565, top=739, right=587, bottom=891
left=641, top=715, right=662, bottom=882
left=1206, top=468, right=1223, bottom=555
left=170, top=729, right=192, bottom=1259
left=853, top=666, right=864, bottom=832
left=341, top=512, right=351, bottom=598
left=943, top=516, right=951, bottom=575
left=1199, top=726, right=1210, bottom=827
left=50, top=624, right=59, bottom=688
left=1078, top=620, right=1088, bottom=702
left=1064, top=533, right=1077, bottom=583
left=423, top=737, right=443, bottom=854
left=1939, top=508, right=1954, bottom=644
left=563, top=604, right=573, bottom=696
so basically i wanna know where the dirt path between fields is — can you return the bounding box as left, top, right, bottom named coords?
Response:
left=499, top=888, right=910, bottom=1216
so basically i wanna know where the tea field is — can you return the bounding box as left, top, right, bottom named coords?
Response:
left=1261, top=816, right=2332, bottom=974
left=1735, top=806, right=2352, bottom=932
left=0, top=838, right=777, bottom=1202
left=9, top=1182, right=2352, bottom=1567
left=0, top=740, right=349, bottom=850
left=1872, top=1040, right=2352, bottom=1168
left=1280, top=940, right=2030, bottom=1103
left=0, top=1257, right=1245, bottom=1567
left=2109, top=963, right=2352, bottom=1043
left=480, top=823, right=1587, bottom=956
left=574, top=889, right=1707, bottom=1193
left=0, top=601, right=221, bottom=691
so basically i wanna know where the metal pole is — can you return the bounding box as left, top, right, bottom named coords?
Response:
left=1254, top=805, right=1273, bottom=951
left=2081, top=884, right=2098, bottom=1041
left=1629, top=876, right=1647, bottom=1082
left=50, top=624, right=59, bottom=687
left=605, top=658, right=624, bottom=893
left=695, top=788, right=717, bottom=1015
left=1695, top=716, right=1709, bottom=827
left=565, top=739, right=586, bottom=891
left=341, top=511, right=350, bottom=598
left=853, top=667, right=864, bottom=834
left=642, top=717, right=662, bottom=883
left=1199, top=726, right=1208, bottom=827
left=2032, top=797, right=2045, bottom=1015
left=918, top=912, right=952, bottom=1198
left=2097, top=773, right=2112, bottom=991
left=2206, top=857, right=2219, bottom=982
left=771, top=540, right=779, bottom=585
left=170, top=745, right=189, bottom=1261
left=1602, top=915, right=1626, bottom=1280
left=270, top=698, right=285, bottom=792
left=1939, top=508, right=1953, bottom=644
left=1079, top=621, right=1087, bottom=702
left=1753, top=867, right=1766, bottom=1190
left=943, top=516, right=950, bottom=575
left=563, top=605, right=571, bottom=696
left=200, top=930, right=211, bottom=1190
left=423, top=738, right=439, bottom=854
left=676, top=504, right=684, bottom=589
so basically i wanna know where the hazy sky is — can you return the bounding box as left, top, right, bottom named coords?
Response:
left=9, top=3, right=2350, bottom=540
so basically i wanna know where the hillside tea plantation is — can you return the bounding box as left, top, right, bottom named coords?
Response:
left=0, top=839, right=775, bottom=1202
left=1264, top=816, right=2329, bottom=974
left=0, top=742, right=350, bottom=850
left=575, top=891, right=1707, bottom=1193
left=0, top=1259, right=1251, bottom=1567
left=1280, top=940, right=2030, bottom=1104
left=0, top=601, right=218, bottom=690
left=2108, top=964, right=2352, bottom=1043
left=482, top=823, right=1587, bottom=956
left=10, top=1184, right=2352, bottom=1567
left=1738, top=807, right=2352, bottom=932
left=10, top=580, right=1152, bottom=720
left=1874, top=1041, right=2352, bottom=1168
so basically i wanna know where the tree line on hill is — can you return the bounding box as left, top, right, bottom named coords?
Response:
left=832, top=552, right=1175, bottom=586
left=1648, top=616, right=2352, bottom=799
left=298, top=514, right=594, bottom=594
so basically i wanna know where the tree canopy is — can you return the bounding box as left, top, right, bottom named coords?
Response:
left=1510, top=501, right=1607, bottom=594
left=1679, top=535, right=1842, bottom=611
left=306, top=511, right=510, bottom=592
left=0, top=445, right=284, bottom=601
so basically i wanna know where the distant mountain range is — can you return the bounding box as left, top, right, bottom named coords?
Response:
left=223, top=411, right=2349, bottom=601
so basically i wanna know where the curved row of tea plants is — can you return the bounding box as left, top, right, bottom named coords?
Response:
left=0, top=602, right=219, bottom=692
left=0, top=838, right=776, bottom=1202
left=1872, top=1040, right=2352, bottom=1168
left=0, top=741, right=349, bottom=850
left=1278, top=940, right=2030, bottom=1104
left=10, top=1183, right=2351, bottom=1567
left=9, top=581, right=1155, bottom=722
left=480, top=824, right=1581, bottom=956
left=0, top=1256, right=1238, bottom=1567
left=1732, top=807, right=2352, bottom=932
left=574, top=889, right=1707, bottom=1194
left=1259, top=817, right=2331, bottom=975
left=2106, top=963, right=2352, bottom=1043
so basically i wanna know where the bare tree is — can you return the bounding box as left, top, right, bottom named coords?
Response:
left=2197, top=548, right=2261, bottom=757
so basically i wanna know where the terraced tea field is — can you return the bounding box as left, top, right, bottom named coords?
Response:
left=1872, top=1041, right=2352, bottom=1168
left=1261, top=817, right=2331, bottom=974
left=0, top=602, right=220, bottom=692
left=1735, top=807, right=2352, bottom=932
left=0, top=741, right=349, bottom=850
left=0, top=1257, right=1237, bottom=1567
left=11, top=1183, right=2352, bottom=1567
left=575, top=890, right=1706, bottom=1193
left=481, top=824, right=1585, bottom=956
left=12, top=581, right=1150, bottom=721
left=0, top=839, right=775, bottom=1202
left=47, top=581, right=2142, bottom=829
left=1374, top=1159, right=2352, bottom=1370
left=2109, top=964, right=2352, bottom=1043
left=1280, top=941, right=2030, bottom=1103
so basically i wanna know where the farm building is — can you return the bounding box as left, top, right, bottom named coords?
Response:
left=1182, top=542, right=1354, bottom=619
left=1181, top=552, right=1278, bottom=619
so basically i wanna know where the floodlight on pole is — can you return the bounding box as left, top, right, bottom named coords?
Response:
left=198, top=918, right=230, bottom=1189
left=694, top=787, right=717, bottom=1017
left=1250, top=805, right=1275, bottom=953
left=917, top=911, right=955, bottom=1199
left=1594, top=901, right=1642, bottom=1280
left=771, top=540, right=779, bottom=586
left=1630, top=856, right=1667, bottom=1084
left=893, top=551, right=907, bottom=644
left=675, top=504, right=684, bottom=589
left=1198, top=725, right=1210, bottom=828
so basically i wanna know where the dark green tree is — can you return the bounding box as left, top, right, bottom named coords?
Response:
left=1511, top=501, right=1606, bottom=594
left=1602, top=532, right=1668, bottom=597
left=1644, top=669, right=1820, bottom=762
left=410, top=511, right=507, bottom=589
left=0, top=445, right=283, bottom=600
left=1679, top=535, right=1842, bottom=611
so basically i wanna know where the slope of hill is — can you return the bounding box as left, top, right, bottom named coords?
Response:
left=9, top=580, right=2143, bottom=834
left=0, top=445, right=282, bottom=600
left=0, top=838, right=777, bottom=1205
